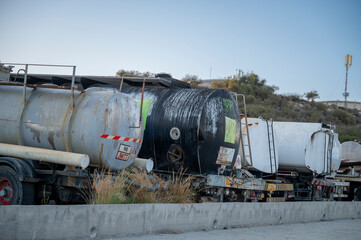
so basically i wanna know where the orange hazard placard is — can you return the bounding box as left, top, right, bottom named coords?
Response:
left=115, top=144, right=132, bottom=161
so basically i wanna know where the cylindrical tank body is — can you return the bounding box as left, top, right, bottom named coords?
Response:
left=122, top=86, right=241, bottom=175
left=236, top=118, right=279, bottom=174
left=273, top=122, right=341, bottom=175
left=341, top=141, right=361, bottom=165
left=0, top=84, right=143, bottom=170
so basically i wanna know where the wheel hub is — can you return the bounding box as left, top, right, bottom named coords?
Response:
left=0, top=177, right=13, bottom=205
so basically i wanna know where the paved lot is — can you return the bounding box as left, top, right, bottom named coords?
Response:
left=115, top=219, right=361, bottom=240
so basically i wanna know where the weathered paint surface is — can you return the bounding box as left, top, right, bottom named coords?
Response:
left=0, top=85, right=143, bottom=170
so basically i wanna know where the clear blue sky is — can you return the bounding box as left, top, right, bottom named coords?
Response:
left=1, top=0, right=360, bottom=101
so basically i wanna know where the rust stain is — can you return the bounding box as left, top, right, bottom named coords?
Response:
left=48, top=131, right=56, bottom=150
left=99, top=143, right=104, bottom=168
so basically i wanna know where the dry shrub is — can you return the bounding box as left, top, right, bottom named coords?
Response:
left=126, top=167, right=159, bottom=203
left=91, top=169, right=128, bottom=204
left=90, top=167, right=196, bottom=204
left=158, top=170, right=196, bottom=203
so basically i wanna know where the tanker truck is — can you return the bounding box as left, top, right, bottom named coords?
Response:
left=0, top=63, right=154, bottom=205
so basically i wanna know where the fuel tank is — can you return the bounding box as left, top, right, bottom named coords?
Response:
left=0, top=84, right=143, bottom=170
left=123, top=86, right=241, bottom=175
left=273, top=121, right=341, bottom=175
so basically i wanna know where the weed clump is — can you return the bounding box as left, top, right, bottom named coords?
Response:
left=90, top=168, right=196, bottom=204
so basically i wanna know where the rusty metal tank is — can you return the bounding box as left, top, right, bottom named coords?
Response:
left=0, top=83, right=143, bottom=170
left=122, top=86, right=241, bottom=175
left=273, top=122, right=341, bottom=175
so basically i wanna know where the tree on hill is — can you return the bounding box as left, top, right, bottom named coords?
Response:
left=210, top=73, right=278, bottom=100
left=182, top=74, right=203, bottom=88
left=305, top=90, right=320, bottom=102
left=116, top=69, right=154, bottom=77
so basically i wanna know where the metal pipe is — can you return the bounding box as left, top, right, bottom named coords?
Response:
left=131, top=158, right=154, bottom=172
left=23, top=64, right=28, bottom=104
left=119, top=76, right=124, bottom=92
left=139, top=77, right=146, bottom=123
left=129, top=77, right=146, bottom=128
left=2, top=63, right=76, bottom=68
left=0, top=82, right=84, bottom=92
left=71, top=66, right=76, bottom=107
left=0, top=143, right=89, bottom=169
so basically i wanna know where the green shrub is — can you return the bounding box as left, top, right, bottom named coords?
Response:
left=331, top=109, right=356, bottom=125
left=336, top=126, right=361, bottom=143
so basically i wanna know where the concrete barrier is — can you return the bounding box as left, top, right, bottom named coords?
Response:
left=1, top=202, right=361, bottom=240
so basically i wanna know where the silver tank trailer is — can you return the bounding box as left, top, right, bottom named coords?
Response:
left=236, top=118, right=279, bottom=174
left=341, top=141, right=361, bottom=165
left=0, top=84, right=143, bottom=170
left=273, top=122, right=341, bottom=175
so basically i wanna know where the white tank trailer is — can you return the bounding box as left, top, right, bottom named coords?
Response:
left=341, top=141, right=361, bottom=165
left=0, top=84, right=144, bottom=171
left=273, top=122, right=341, bottom=175
left=337, top=142, right=361, bottom=200
left=236, top=117, right=279, bottom=174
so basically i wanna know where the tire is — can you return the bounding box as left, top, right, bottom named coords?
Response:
left=0, top=165, right=34, bottom=205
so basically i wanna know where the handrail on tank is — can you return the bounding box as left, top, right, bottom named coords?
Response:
left=128, top=76, right=146, bottom=129
left=13, top=68, right=26, bottom=82
left=2, top=63, right=77, bottom=106
left=118, top=73, right=146, bottom=129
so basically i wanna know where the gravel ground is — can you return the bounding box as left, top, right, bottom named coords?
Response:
left=112, top=219, right=361, bottom=240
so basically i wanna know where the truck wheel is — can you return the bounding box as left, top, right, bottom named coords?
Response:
left=0, top=166, right=34, bottom=205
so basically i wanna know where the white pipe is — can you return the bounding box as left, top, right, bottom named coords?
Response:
left=131, top=158, right=154, bottom=172
left=0, top=143, right=89, bottom=169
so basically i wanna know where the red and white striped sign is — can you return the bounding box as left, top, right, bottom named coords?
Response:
left=100, top=134, right=142, bottom=143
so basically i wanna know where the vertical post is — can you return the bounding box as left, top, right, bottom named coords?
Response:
left=344, top=54, right=352, bottom=108
left=139, top=77, right=145, bottom=124
left=71, top=66, right=76, bottom=107
left=23, top=64, right=28, bottom=104
left=119, top=76, right=124, bottom=92
left=344, top=64, right=348, bottom=107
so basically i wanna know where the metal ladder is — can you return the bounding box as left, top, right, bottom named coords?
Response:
left=230, top=93, right=253, bottom=167
left=326, top=131, right=334, bottom=174
left=266, top=119, right=277, bottom=173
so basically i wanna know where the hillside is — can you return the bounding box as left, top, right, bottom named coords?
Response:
left=183, top=73, right=361, bottom=143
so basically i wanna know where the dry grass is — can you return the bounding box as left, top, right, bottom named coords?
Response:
left=90, top=169, right=128, bottom=204
left=90, top=167, right=196, bottom=204
left=158, top=170, right=196, bottom=203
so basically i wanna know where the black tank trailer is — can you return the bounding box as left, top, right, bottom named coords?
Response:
left=122, top=85, right=242, bottom=175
